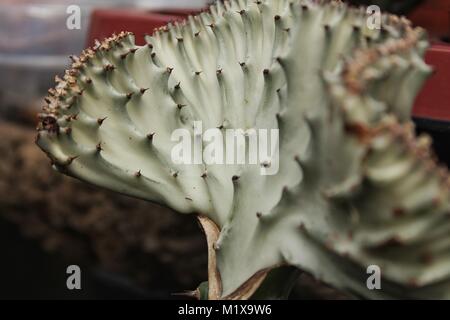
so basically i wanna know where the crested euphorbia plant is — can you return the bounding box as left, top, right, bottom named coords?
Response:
left=36, top=0, right=450, bottom=299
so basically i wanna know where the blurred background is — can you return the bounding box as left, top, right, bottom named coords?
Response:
left=0, top=0, right=449, bottom=300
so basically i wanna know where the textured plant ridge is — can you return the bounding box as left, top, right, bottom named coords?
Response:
left=36, top=0, right=450, bottom=299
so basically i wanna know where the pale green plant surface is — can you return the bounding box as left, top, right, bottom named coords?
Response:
left=37, top=0, right=450, bottom=299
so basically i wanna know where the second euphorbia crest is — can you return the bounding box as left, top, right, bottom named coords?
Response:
left=36, top=0, right=450, bottom=299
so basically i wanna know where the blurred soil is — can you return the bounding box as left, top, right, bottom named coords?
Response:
left=0, top=120, right=208, bottom=292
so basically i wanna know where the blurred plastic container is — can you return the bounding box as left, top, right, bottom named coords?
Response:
left=0, top=0, right=207, bottom=119
left=0, top=1, right=90, bottom=114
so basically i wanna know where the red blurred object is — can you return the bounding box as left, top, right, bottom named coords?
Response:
left=408, top=0, right=450, bottom=40
left=87, top=9, right=450, bottom=122
left=413, top=43, right=450, bottom=121
left=87, top=9, right=195, bottom=47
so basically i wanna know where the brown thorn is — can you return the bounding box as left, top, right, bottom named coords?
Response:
left=69, top=55, right=78, bottom=63
left=97, top=117, right=107, bottom=126
left=103, top=64, right=115, bottom=72
left=66, top=156, right=79, bottom=165
left=392, top=207, right=405, bottom=218
left=171, top=290, right=199, bottom=300
left=147, top=132, right=155, bottom=141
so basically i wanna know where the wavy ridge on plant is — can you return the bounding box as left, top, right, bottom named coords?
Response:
left=36, top=0, right=450, bottom=299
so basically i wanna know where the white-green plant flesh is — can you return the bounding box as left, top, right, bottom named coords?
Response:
left=37, top=0, right=450, bottom=299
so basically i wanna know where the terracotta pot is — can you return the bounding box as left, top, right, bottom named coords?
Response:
left=413, top=43, right=450, bottom=121
left=87, top=9, right=195, bottom=47
left=408, top=0, right=450, bottom=40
